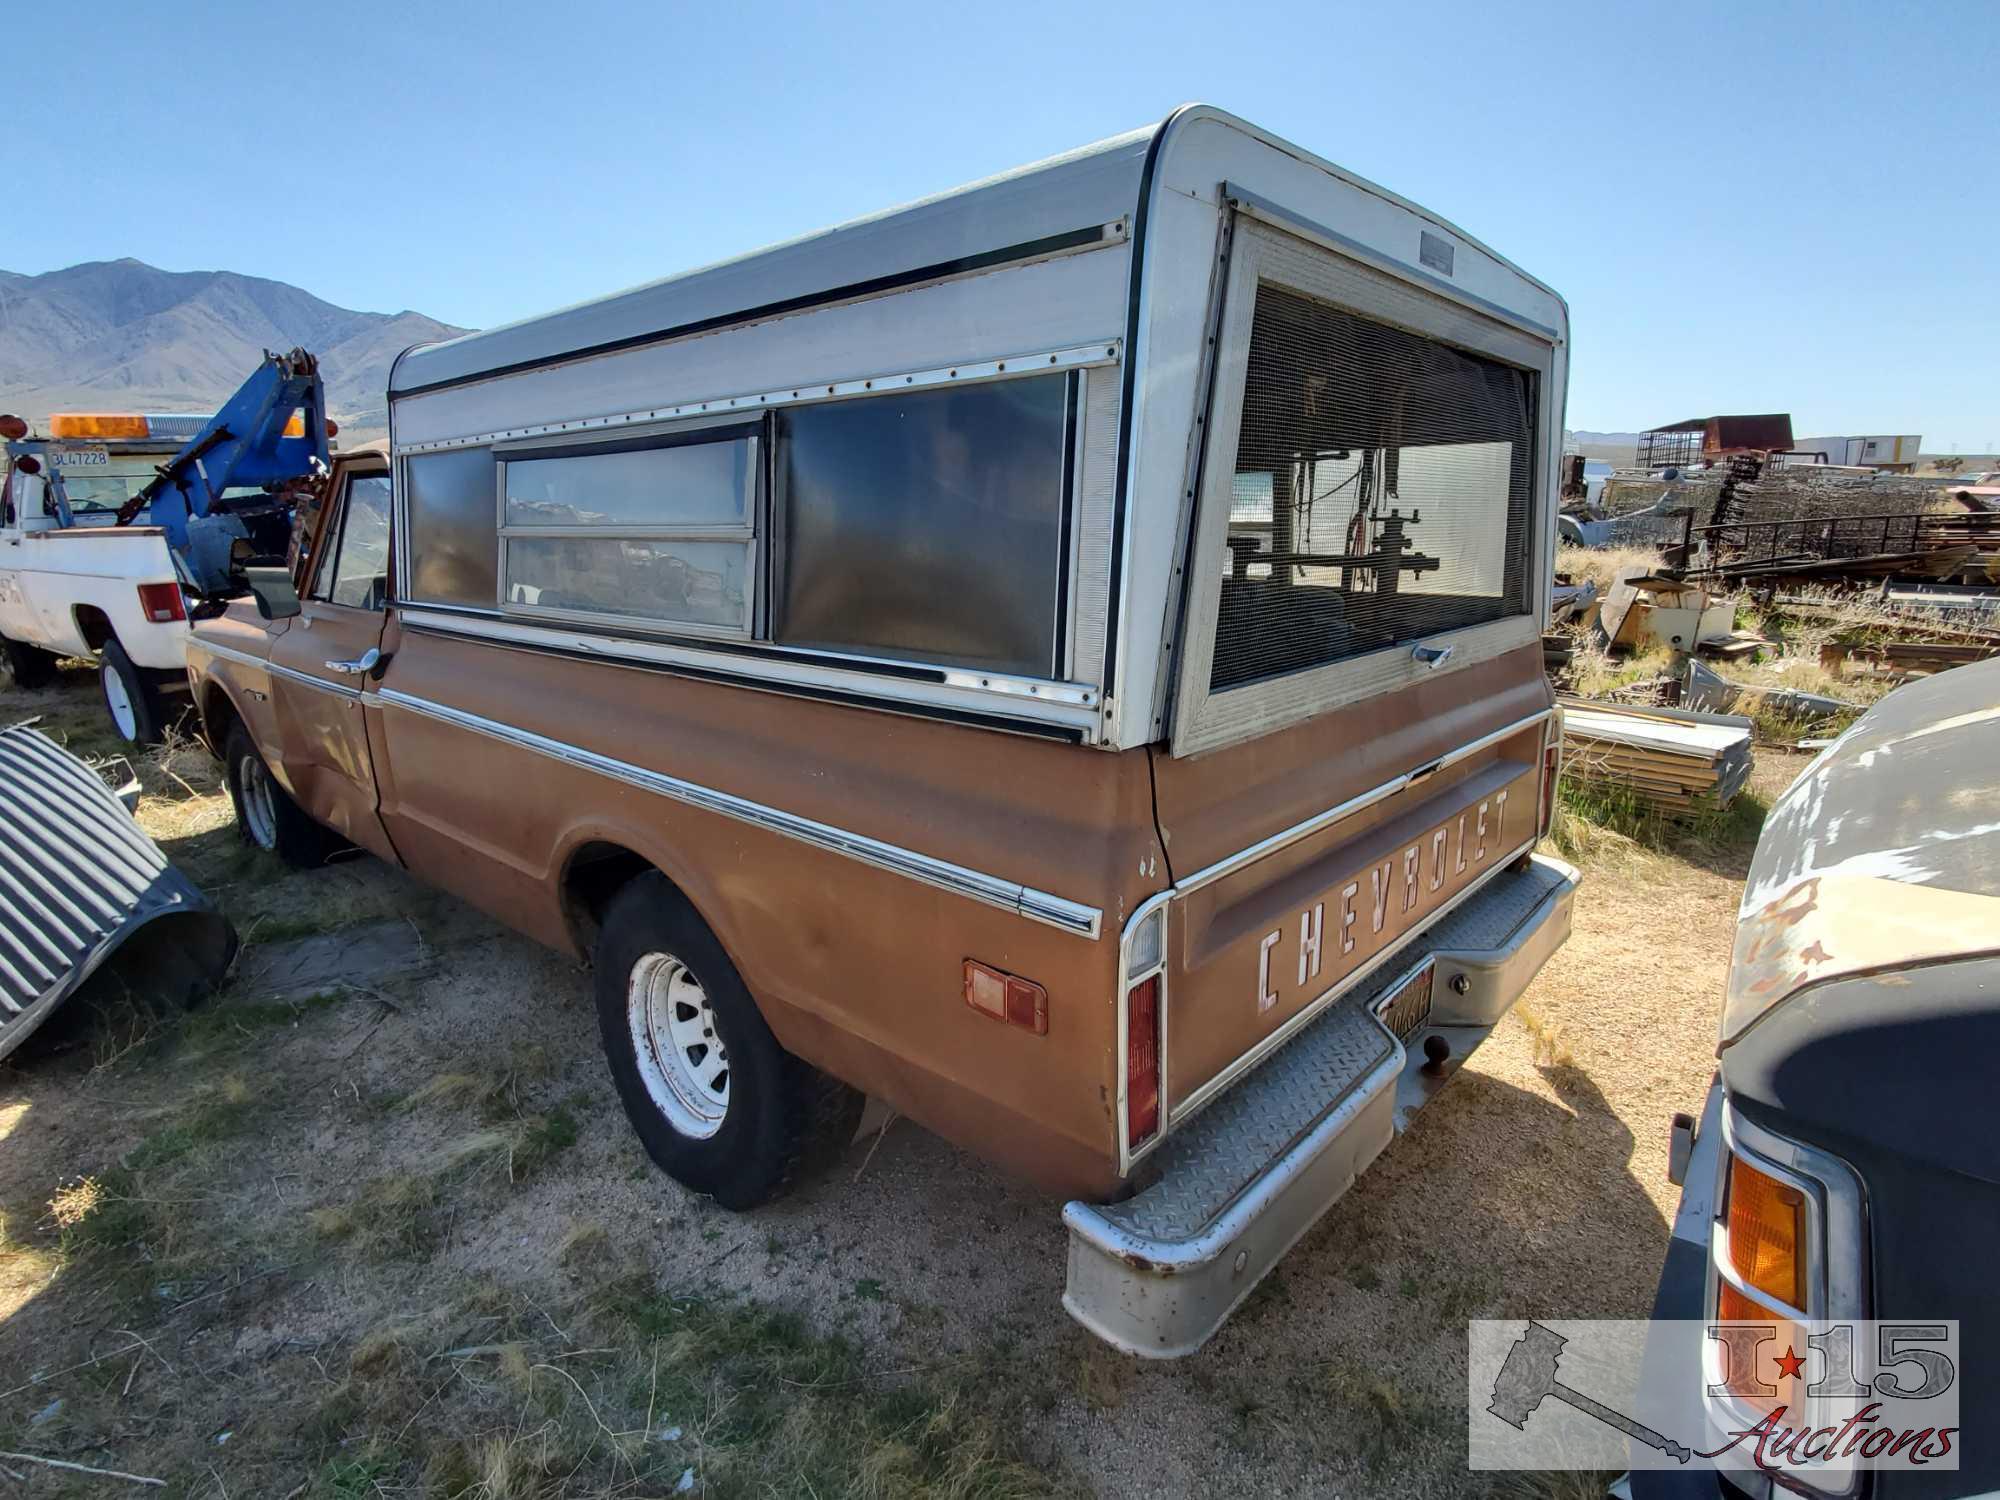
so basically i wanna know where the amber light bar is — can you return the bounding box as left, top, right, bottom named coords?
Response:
left=48, top=413, right=150, bottom=439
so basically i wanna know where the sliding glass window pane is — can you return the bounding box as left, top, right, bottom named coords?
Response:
left=406, top=447, right=498, bottom=607
left=505, top=537, right=748, bottom=631
left=504, top=436, right=754, bottom=529
left=774, top=375, right=1068, bottom=676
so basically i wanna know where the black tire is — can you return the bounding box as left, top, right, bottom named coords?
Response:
left=0, top=633, right=57, bottom=691
left=99, top=638, right=165, bottom=745
left=223, top=721, right=335, bottom=868
left=595, top=872, right=862, bottom=1209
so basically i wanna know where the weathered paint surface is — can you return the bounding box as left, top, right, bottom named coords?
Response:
left=1721, top=660, right=2000, bottom=1047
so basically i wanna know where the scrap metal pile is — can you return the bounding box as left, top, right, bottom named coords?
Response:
left=1582, top=461, right=2000, bottom=591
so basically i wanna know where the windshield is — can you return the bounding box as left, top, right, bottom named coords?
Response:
left=60, top=473, right=151, bottom=514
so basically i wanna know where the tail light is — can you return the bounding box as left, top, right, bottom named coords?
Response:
left=1537, top=725, right=1561, bottom=840
left=1122, top=903, right=1167, bottom=1155
left=1127, top=975, right=1161, bottom=1147
left=137, top=582, right=187, bottom=623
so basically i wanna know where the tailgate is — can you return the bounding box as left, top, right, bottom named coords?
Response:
left=1142, top=651, right=1551, bottom=1138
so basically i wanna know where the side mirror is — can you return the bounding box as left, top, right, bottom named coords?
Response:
left=243, top=566, right=302, bottom=621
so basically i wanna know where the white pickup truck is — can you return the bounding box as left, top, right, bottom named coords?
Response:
left=0, top=415, right=210, bottom=742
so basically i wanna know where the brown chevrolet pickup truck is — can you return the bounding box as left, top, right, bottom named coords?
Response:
left=186, top=105, right=1578, bottom=1357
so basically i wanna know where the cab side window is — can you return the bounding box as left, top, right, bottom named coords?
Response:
left=314, top=474, right=393, bottom=610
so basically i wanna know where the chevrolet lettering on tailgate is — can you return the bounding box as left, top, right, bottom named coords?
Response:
left=1255, top=770, right=1532, bottom=1014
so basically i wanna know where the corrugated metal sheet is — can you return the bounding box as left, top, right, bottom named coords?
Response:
left=0, top=727, right=233, bottom=1060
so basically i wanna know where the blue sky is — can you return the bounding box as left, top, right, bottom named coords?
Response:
left=10, top=0, right=1998, bottom=448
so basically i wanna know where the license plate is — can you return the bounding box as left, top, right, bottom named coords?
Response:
left=49, top=444, right=110, bottom=468
left=1374, top=961, right=1435, bottom=1040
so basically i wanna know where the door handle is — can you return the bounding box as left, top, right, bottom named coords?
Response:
left=325, top=646, right=384, bottom=676
left=1411, top=641, right=1455, bottom=670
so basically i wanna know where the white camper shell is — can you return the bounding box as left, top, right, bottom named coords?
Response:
left=387, top=105, right=1569, bottom=758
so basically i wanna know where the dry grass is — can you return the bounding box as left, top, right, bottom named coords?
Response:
left=0, top=651, right=1848, bottom=1497
left=1510, top=1002, right=1574, bottom=1069
left=1554, top=541, right=1674, bottom=596
left=1563, top=633, right=1676, bottom=700
left=132, top=723, right=233, bottom=844
left=308, top=1174, right=441, bottom=1259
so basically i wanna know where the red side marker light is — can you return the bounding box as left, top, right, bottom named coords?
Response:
left=137, top=582, right=187, bottom=623
left=963, top=959, right=1048, bottom=1036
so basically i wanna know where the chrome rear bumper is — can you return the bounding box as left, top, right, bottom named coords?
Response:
left=1062, top=852, right=1579, bottom=1358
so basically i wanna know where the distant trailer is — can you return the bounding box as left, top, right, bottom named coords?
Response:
left=1787, top=435, right=1925, bottom=471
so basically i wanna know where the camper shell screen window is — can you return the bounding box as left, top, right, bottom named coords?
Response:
left=498, top=427, right=758, bottom=637
left=772, top=374, right=1070, bottom=677
left=1212, top=284, right=1535, bottom=692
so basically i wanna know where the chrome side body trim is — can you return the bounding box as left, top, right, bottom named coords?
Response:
left=393, top=341, right=1122, bottom=456
left=363, top=687, right=1102, bottom=940
left=396, top=608, right=1102, bottom=736
left=192, top=638, right=358, bottom=699
left=1171, top=708, right=1552, bottom=897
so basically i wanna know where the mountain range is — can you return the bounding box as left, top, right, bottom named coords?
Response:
left=0, top=259, right=467, bottom=441
left=2, top=263, right=1672, bottom=465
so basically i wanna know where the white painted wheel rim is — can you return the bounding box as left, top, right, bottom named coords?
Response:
left=102, top=663, right=138, bottom=741
left=238, top=752, right=278, bottom=849
left=628, top=951, right=729, bottom=1139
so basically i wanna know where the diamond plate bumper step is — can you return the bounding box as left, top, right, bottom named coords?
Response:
left=1062, top=853, right=1578, bottom=1358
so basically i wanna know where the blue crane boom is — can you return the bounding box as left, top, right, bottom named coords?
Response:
left=117, top=347, right=330, bottom=556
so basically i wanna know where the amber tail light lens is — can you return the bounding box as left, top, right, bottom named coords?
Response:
left=136, top=582, right=187, bottom=624
left=1126, top=975, right=1160, bottom=1147
left=1723, top=1153, right=1807, bottom=1310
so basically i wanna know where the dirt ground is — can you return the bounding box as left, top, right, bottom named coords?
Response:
left=0, top=666, right=1805, bottom=1498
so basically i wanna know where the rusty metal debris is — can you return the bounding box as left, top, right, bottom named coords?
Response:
left=1597, top=569, right=1736, bottom=654
left=0, top=726, right=235, bottom=1060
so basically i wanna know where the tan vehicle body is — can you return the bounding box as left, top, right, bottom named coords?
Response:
left=195, top=459, right=1547, bottom=1201
left=188, top=108, right=1577, bottom=1354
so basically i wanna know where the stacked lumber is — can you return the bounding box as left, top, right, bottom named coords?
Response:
left=1558, top=697, right=1754, bottom=816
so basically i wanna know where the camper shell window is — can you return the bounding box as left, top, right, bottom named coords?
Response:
left=1170, top=216, right=1553, bottom=756
left=497, top=423, right=759, bottom=637
left=393, top=375, right=1079, bottom=679
left=772, top=374, right=1072, bottom=678
left=1212, top=284, right=1535, bottom=691
left=404, top=447, right=499, bottom=608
